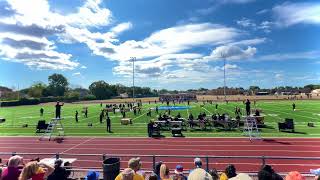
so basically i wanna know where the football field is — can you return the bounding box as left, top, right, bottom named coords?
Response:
left=0, top=100, right=320, bottom=137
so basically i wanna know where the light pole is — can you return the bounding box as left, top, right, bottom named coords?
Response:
left=221, top=53, right=227, bottom=102
left=130, top=57, right=136, bottom=102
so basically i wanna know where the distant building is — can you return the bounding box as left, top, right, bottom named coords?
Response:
left=311, top=89, right=320, bottom=96
left=120, top=93, right=129, bottom=98
left=159, top=93, right=196, bottom=101
left=255, top=92, right=269, bottom=96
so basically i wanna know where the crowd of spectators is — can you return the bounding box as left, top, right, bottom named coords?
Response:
left=114, top=157, right=320, bottom=180
left=0, top=155, right=70, bottom=180
left=1, top=156, right=320, bottom=180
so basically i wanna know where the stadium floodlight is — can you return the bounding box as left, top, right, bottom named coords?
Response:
left=130, top=57, right=136, bottom=102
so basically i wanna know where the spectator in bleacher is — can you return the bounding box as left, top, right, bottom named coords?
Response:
left=120, top=168, right=134, bottom=180
left=154, top=161, right=163, bottom=180
left=261, top=165, right=282, bottom=180
left=172, top=165, right=187, bottom=180
left=220, top=164, right=237, bottom=180
left=228, top=173, right=252, bottom=180
left=1, top=155, right=24, bottom=180
left=285, top=171, right=305, bottom=180
left=258, top=170, right=272, bottom=180
left=85, top=170, right=99, bottom=180
left=148, top=173, right=158, bottom=180
left=193, top=158, right=202, bottom=169
left=310, top=168, right=320, bottom=180
left=19, top=161, right=54, bottom=180
left=208, top=169, right=219, bottom=180
left=159, top=164, right=171, bottom=180
left=47, top=159, right=69, bottom=180
left=188, top=168, right=212, bottom=180
left=115, top=157, right=144, bottom=180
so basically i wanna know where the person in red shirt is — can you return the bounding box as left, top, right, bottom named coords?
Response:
left=1, top=155, right=24, bottom=180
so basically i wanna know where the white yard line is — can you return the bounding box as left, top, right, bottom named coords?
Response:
left=202, top=107, right=213, bottom=115
left=60, top=137, right=95, bottom=154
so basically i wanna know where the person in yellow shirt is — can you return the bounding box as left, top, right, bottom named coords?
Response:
left=115, top=158, right=144, bottom=180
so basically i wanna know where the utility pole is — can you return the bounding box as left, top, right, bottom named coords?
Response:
left=130, top=57, right=136, bottom=102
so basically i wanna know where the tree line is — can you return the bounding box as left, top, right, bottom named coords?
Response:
left=0, top=73, right=319, bottom=101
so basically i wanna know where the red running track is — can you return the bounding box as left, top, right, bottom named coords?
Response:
left=0, top=137, right=319, bottom=173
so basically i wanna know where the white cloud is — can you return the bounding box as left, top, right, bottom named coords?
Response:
left=272, top=2, right=320, bottom=26
left=0, top=0, right=115, bottom=70
left=216, top=0, right=255, bottom=4
left=256, top=9, right=269, bottom=15
left=205, top=45, right=257, bottom=60
left=110, top=22, right=133, bottom=35
left=236, top=18, right=256, bottom=28
left=106, top=23, right=241, bottom=61
left=65, top=0, right=112, bottom=27
left=80, top=65, right=87, bottom=69
left=230, top=38, right=267, bottom=46
left=72, top=72, right=81, bottom=76
left=257, top=21, right=274, bottom=33
left=257, top=51, right=320, bottom=61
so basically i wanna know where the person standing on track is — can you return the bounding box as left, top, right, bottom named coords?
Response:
left=55, top=101, right=64, bottom=119
left=245, top=99, right=251, bottom=116
left=106, top=116, right=111, bottom=133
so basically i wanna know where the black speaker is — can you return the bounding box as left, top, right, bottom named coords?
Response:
left=308, top=122, right=314, bottom=127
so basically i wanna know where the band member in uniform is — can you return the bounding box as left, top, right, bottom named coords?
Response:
left=75, top=110, right=79, bottom=123
left=106, top=116, right=111, bottom=133
left=40, top=108, right=44, bottom=117
left=55, top=101, right=64, bottom=119
left=245, top=99, right=251, bottom=116
left=292, top=103, right=296, bottom=111
left=99, top=110, right=104, bottom=123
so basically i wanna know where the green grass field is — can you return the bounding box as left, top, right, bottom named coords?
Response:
left=0, top=100, right=320, bottom=137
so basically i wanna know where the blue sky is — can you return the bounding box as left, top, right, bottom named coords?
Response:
left=0, top=0, right=319, bottom=90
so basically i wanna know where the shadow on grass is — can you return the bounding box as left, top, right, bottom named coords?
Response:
left=259, top=125, right=275, bottom=129
left=215, top=128, right=239, bottom=132
left=151, top=135, right=166, bottom=139
left=190, top=128, right=214, bottom=132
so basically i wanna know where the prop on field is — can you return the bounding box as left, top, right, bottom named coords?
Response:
left=121, top=118, right=132, bottom=125
left=278, top=118, right=294, bottom=132
left=308, top=122, right=315, bottom=127
left=0, top=117, right=5, bottom=123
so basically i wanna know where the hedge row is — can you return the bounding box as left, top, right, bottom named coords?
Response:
left=0, top=98, right=40, bottom=107
left=0, top=95, right=97, bottom=107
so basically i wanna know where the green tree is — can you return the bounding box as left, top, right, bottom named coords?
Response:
left=28, top=82, right=47, bottom=98
left=47, top=74, right=69, bottom=96
left=89, top=81, right=112, bottom=100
